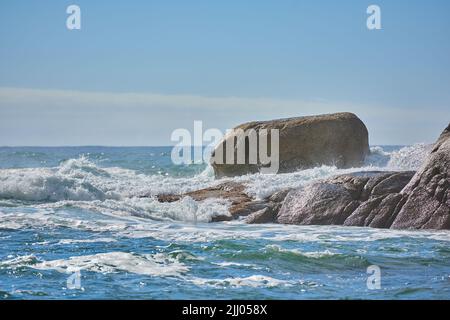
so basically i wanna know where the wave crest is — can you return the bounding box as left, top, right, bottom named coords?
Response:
left=0, top=144, right=431, bottom=222
left=366, top=144, right=431, bottom=170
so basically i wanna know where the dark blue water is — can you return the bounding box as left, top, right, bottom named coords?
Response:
left=0, top=146, right=449, bottom=299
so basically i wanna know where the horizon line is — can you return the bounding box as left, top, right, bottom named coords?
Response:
left=0, top=144, right=412, bottom=148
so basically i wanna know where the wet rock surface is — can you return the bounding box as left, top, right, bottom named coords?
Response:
left=156, top=123, right=449, bottom=230
left=276, top=171, right=415, bottom=228
left=156, top=182, right=290, bottom=222
left=276, top=123, right=450, bottom=230
left=156, top=181, right=252, bottom=221
left=391, top=123, right=450, bottom=229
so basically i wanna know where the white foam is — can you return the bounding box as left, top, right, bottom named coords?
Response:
left=0, top=156, right=214, bottom=203
left=213, top=261, right=259, bottom=268
left=35, top=195, right=231, bottom=223
left=0, top=156, right=227, bottom=222
left=188, top=275, right=297, bottom=288
left=0, top=143, right=441, bottom=245
left=264, top=244, right=337, bottom=258
left=0, top=144, right=431, bottom=222
left=57, top=238, right=117, bottom=245
left=32, top=252, right=189, bottom=277
left=238, top=144, right=431, bottom=199
left=366, top=144, right=431, bottom=170
left=0, top=255, right=39, bottom=268
left=0, top=253, right=309, bottom=289
left=387, top=143, right=431, bottom=170
left=3, top=209, right=449, bottom=245
left=239, top=165, right=394, bottom=199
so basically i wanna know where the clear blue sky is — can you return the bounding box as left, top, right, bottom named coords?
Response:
left=0, top=0, right=449, bottom=146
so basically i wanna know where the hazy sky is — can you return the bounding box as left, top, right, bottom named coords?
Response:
left=0, top=0, right=449, bottom=146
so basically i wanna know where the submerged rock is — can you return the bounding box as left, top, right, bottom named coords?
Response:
left=156, top=182, right=289, bottom=223
left=156, top=181, right=285, bottom=222
left=211, top=112, right=369, bottom=178
left=156, top=181, right=253, bottom=222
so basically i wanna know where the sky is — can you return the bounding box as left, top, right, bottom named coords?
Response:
left=0, top=0, right=449, bottom=146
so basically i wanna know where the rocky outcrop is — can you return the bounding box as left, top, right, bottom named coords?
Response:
left=156, top=121, right=449, bottom=230
left=245, top=189, right=291, bottom=224
left=391, top=123, right=450, bottom=229
left=276, top=123, right=450, bottom=230
left=157, top=181, right=251, bottom=205
left=156, top=181, right=252, bottom=221
left=156, top=182, right=289, bottom=223
left=211, top=112, right=369, bottom=178
left=276, top=171, right=415, bottom=228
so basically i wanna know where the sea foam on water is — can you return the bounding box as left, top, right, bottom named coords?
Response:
left=0, top=144, right=431, bottom=222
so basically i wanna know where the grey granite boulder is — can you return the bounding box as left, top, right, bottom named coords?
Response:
left=211, top=112, right=369, bottom=178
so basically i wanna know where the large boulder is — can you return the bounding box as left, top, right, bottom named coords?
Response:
left=391, top=123, right=450, bottom=229
left=211, top=112, right=369, bottom=178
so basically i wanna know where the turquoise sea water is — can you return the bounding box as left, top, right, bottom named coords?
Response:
left=0, top=146, right=449, bottom=299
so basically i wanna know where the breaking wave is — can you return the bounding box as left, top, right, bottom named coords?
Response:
left=0, top=252, right=189, bottom=277
left=0, top=252, right=302, bottom=288
left=0, top=144, right=431, bottom=222
left=366, top=143, right=431, bottom=170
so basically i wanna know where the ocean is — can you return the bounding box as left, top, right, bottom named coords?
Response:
left=0, top=145, right=449, bottom=299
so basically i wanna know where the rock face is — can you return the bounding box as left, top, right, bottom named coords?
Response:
left=245, top=189, right=291, bottom=224
left=211, top=112, right=370, bottom=178
left=391, top=123, right=450, bottom=229
left=276, top=123, right=450, bottom=230
left=277, top=171, right=415, bottom=228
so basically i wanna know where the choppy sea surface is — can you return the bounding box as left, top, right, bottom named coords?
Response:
left=1, top=145, right=449, bottom=300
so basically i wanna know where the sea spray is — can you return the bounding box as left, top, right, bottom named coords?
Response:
left=0, top=144, right=431, bottom=221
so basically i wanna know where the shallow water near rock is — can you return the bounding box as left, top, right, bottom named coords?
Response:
left=1, top=145, right=449, bottom=299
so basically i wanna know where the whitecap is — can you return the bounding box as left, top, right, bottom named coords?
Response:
left=32, top=252, right=189, bottom=277
left=264, top=244, right=338, bottom=258
left=188, top=275, right=298, bottom=288
left=57, top=238, right=117, bottom=245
